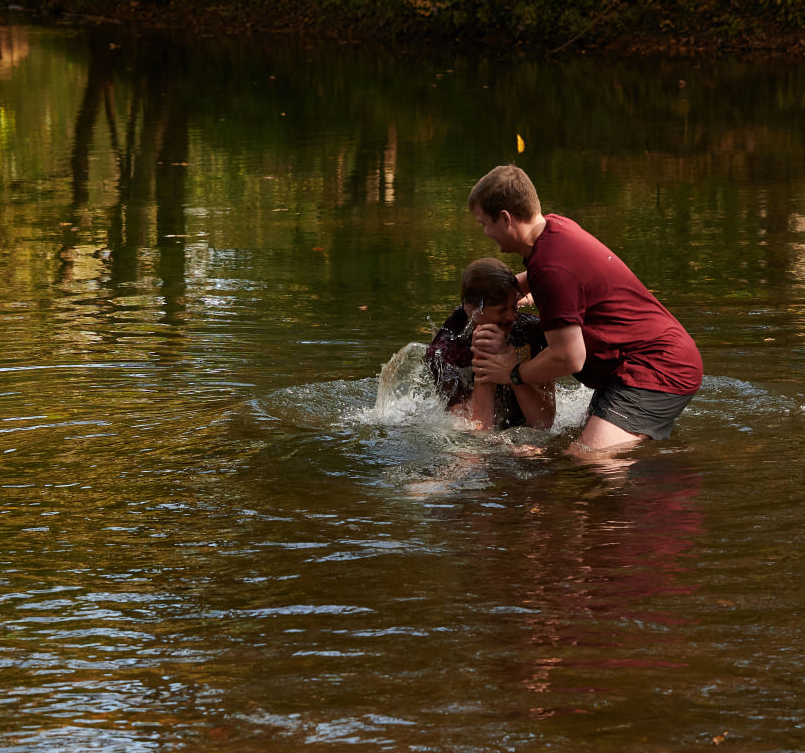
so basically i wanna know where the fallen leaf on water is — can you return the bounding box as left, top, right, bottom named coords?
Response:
left=358, top=305, right=368, bottom=310
left=713, top=731, right=728, bottom=745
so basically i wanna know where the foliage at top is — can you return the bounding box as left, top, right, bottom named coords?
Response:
left=26, top=0, right=805, bottom=54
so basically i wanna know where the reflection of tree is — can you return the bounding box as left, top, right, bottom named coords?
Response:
left=70, top=34, right=117, bottom=207
left=63, top=30, right=189, bottom=330
left=0, top=25, right=29, bottom=80
left=345, top=124, right=397, bottom=207
left=55, top=34, right=805, bottom=317
left=154, top=59, right=189, bottom=327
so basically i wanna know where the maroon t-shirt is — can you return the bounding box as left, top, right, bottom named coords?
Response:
left=526, top=214, right=702, bottom=394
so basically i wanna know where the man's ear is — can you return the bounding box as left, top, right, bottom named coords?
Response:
left=499, top=210, right=512, bottom=227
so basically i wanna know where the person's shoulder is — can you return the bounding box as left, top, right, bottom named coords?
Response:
left=514, top=311, right=541, bottom=330
left=426, top=305, right=473, bottom=372
left=532, top=214, right=573, bottom=258
left=513, top=311, right=548, bottom=349
left=428, top=306, right=465, bottom=340
left=441, top=306, right=467, bottom=332
left=544, top=213, right=581, bottom=234
left=426, top=306, right=467, bottom=359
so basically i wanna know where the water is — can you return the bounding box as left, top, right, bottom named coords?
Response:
left=1, top=19, right=805, bottom=751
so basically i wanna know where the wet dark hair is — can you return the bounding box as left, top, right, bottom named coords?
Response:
left=468, top=164, right=541, bottom=222
left=461, top=257, right=521, bottom=308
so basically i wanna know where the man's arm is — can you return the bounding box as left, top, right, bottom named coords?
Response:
left=469, top=322, right=567, bottom=430
left=515, top=271, right=534, bottom=308
left=472, top=324, right=586, bottom=385
left=450, top=380, right=496, bottom=430
left=521, top=325, right=586, bottom=382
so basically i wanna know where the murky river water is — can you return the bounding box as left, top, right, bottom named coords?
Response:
left=1, top=19, right=804, bottom=752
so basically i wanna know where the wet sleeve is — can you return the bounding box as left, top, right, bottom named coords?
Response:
left=425, top=330, right=473, bottom=408
left=523, top=318, right=549, bottom=355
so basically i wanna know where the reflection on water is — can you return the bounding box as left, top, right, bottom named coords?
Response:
left=1, top=347, right=804, bottom=750
left=0, top=19, right=804, bottom=753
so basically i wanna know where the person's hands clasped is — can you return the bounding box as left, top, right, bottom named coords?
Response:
left=471, top=324, right=518, bottom=385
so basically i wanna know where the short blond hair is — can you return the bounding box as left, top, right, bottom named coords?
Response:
left=461, top=257, right=521, bottom=307
left=468, top=165, right=541, bottom=222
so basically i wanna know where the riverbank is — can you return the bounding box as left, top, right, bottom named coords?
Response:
left=5, top=0, right=805, bottom=57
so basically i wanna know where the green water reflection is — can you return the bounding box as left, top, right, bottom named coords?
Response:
left=0, top=20, right=804, bottom=753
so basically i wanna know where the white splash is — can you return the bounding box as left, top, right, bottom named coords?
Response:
left=366, top=341, right=591, bottom=435
left=365, top=342, right=463, bottom=429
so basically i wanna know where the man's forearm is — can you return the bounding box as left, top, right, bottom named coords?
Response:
left=518, top=346, right=579, bottom=384
left=472, top=325, right=585, bottom=388
left=518, top=325, right=586, bottom=384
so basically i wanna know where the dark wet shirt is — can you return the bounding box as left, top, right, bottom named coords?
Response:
left=425, top=306, right=548, bottom=429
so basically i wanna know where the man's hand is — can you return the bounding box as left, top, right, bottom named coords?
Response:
left=471, top=323, right=508, bottom=354
left=471, top=324, right=517, bottom=384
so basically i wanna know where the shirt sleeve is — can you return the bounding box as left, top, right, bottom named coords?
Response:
left=531, top=265, right=587, bottom=331
left=425, top=328, right=473, bottom=408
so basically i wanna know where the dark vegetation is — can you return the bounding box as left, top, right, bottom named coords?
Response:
left=10, top=0, right=805, bottom=55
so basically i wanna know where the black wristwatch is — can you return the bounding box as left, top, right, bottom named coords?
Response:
left=510, top=362, right=524, bottom=386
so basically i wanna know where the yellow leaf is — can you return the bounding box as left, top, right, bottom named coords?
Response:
left=517, top=134, right=525, bottom=153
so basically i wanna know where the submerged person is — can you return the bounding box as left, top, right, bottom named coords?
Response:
left=468, top=165, right=703, bottom=454
left=425, top=257, right=555, bottom=431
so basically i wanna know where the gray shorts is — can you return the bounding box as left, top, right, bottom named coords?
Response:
left=588, top=379, right=696, bottom=440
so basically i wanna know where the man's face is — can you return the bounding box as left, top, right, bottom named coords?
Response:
left=466, top=290, right=519, bottom=334
left=473, top=207, right=514, bottom=253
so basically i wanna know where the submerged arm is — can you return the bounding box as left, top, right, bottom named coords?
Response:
left=450, top=380, right=496, bottom=430
left=511, top=381, right=555, bottom=430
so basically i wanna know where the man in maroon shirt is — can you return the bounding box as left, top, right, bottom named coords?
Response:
left=468, top=165, right=703, bottom=454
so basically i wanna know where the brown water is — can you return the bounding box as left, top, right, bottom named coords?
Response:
left=1, top=19, right=804, bottom=752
